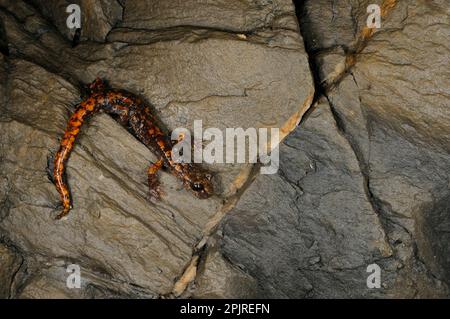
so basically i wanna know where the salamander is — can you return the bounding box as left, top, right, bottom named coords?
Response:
left=53, top=78, right=213, bottom=219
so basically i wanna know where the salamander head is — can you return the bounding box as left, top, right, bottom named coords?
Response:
left=184, top=169, right=214, bottom=199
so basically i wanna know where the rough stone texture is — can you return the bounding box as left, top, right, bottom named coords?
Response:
left=0, top=243, right=22, bottom=298
left=17, top=262, right=153, bottom=299
left=0, top=59, right=221, bottom=295
left=222, top=100, right=394, bottom=298
left=28, top=0, right=123, bottom=42
left=0, top=0, right=448, bottom=299
left=218, top=0, right=449, bottom=298
left=298, top=0, right=373, bottom=52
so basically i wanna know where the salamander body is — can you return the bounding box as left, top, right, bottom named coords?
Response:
left=53, top=78, right=213, bottom=219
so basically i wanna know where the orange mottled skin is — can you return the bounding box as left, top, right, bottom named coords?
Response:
left=53, top=78, right=213, bottom=219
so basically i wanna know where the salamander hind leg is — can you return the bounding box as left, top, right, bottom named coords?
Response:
left=147, top=158, right=165, bottom=200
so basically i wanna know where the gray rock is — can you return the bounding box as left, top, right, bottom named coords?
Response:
left=1, top=0, right=314, bottom=194
left=28, top=0, right=123, bottom=42
left=221, top=100, right=394, bottom=298
left=191, top=236, right=259, bottom=299
left=122, top=0, right=299, bottom=33
left=0, top=0, right=448, bottom=299
left=324, top=0, right=450, bottom=296
left=298, top=0, right=371, bottom=52
left=267, top=0, right=450, bottom=297
left=18, top=262, right=155, bottom=299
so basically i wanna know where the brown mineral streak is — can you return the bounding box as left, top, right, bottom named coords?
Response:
left=53, top=78, right=214, bottom=219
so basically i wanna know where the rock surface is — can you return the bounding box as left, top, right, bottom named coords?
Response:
left=218, top=0, right=449, bottom=298
left=190, top=236, right=259, bottom=299
left=0, top=243, right=22, bottom=298
left=222, top=100, right=393, bottom=298
left=0, top=0, right=449, bottom=299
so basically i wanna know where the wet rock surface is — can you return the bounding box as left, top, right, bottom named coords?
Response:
left=0, top=0, right=313, bottom=298
left=0, top=243, right=22, bottom=298
left=28, top=0, right=123, bottom=42
left=0, top=0, right=449, bottom=298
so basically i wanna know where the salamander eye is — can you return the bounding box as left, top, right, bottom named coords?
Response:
left=191, top=182, right=204, bottom=192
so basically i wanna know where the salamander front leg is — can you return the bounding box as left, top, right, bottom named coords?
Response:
left=147, top=158, right=164, bottom=200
